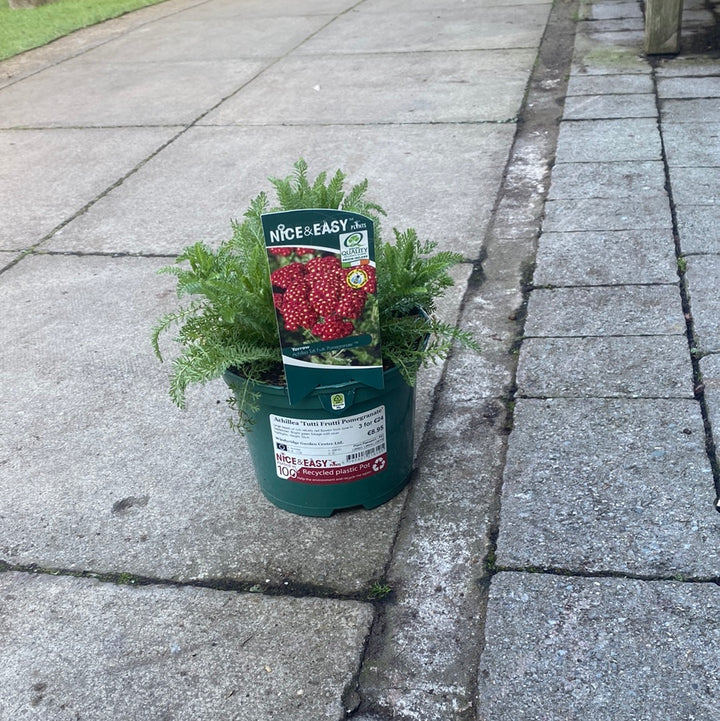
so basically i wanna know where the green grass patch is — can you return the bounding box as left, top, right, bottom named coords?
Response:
left=0, top=0, right=169, bottom=61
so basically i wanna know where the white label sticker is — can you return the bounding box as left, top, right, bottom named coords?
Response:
left=270, top=405, right=387, bottom=484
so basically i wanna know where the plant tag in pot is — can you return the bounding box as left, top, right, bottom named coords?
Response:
left=261, top=209, right=384, bottom=405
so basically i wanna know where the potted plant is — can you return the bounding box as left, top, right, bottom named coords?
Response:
left=152, top=159, right=478, bottom=516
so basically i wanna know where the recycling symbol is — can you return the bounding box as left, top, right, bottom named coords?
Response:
left=372, top=456, right=386, bottom=473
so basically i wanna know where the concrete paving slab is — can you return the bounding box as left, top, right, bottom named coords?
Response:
left=0, top=572, right=373, bottom=721
left=488, top=140, right=553, bottom=237
left=661, top=121, right=720, bottom=166
left=479, top=572, right=720, bottom=721
left=547, top=160, right=667, bottom=199
left=700, top=353, right=720, bottom=455
left=585, top=1, right=643, bottom=20
left=0, top=251, right=22, bottom=272
left=516, top=336, right=694, bottom=398
left=581, top=30, right=645, bottom=49
left=360, top=0, right=550, bottom=7
left=46, top=124, right=513, bottom=256
left=562, top=92, right=657, bottom=119
left=566, top=72, right=654, bottom=95
left=686, top=254, right=720, bottom=353
left=0, top=254, right=408, bottom=594
left=656, top=56, right=720, bottom=77
left=533, top=230, right=678, bottom=286
left=0, top=0, right=208, bottom=88
left=201, top=49, right=536, bottom=126
left=0, top=57, right=267, bottom=128
left=677, top=204, right=720, bottom=254
left=700, top=352, right=720, bottom=392
left=669, top=166, right=720, bottom=206
left=82, top=15, right=330, bottom=62
left=524, top=284, right=686, bottom=336
left=0, top=127, right=181, bottom=251
left=579, top=18, right=644, bottom=33
left=683, top=6, right=717, bottom=28
left=17, top=1, right=720, bottom=719
left=571, top=33, right=651, bottom=75
left=542, top=196, right=672, bottom=232
left=488, top=207, right=543, bottom=242
left=554, top=118, right=663, bottom=162
left=295, top=5, right=551, bottom=54
left=444, top=334, right=519, bottom=403
left=496, top=398, right=720, bottom=577
left=662, top=98, right=719, bottom=123
left=447, top=256, right=530, bottom=401
left=658, top=75, right=720, bottom=98
left=151, top=0, right=355, bottom=19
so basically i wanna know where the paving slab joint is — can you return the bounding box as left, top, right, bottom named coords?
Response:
left=492, top=562, right=720, bottom=586
left=0, top=246, right=32, bottom=276
left=0, top=560, right=386, bottom=603
left=10, top=127, right=188, bottom=257
left=480, top=521, right=502, bottom=582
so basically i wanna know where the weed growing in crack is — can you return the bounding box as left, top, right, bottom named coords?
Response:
left=368, top=582, right=392, bottom=600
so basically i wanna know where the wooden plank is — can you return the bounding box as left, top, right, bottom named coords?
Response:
left=644, top=0, right=684, bottom=54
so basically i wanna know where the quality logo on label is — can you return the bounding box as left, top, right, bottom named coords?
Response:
left=340, top=229, right=369, bottom=264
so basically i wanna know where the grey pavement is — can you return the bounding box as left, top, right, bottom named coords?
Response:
left=1, top=0, right=720, bottom=719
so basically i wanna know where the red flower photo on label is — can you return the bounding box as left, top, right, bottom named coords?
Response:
left=269, top=249, right=377, bottom=344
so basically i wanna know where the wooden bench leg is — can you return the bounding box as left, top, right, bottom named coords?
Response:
left=644, top=0, right=684, bottom=54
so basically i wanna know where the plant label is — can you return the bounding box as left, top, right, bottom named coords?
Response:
left=269, top=406, right=388, bottom=484
left=261, top=208, right=384, bottom=404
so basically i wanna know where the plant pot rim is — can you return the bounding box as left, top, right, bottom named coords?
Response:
left=223, top=362, right=406, bottom=395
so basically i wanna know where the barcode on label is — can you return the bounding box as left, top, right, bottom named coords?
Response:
left=345, top=443, right=386, bottom=463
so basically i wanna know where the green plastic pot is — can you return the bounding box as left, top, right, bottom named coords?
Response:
left=224, top=366, right=416, bottom=517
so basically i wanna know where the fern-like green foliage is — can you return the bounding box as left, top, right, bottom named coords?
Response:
left=152, top=159, right=479, bottom=427
left=376, top=228, right=480, bottom=385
